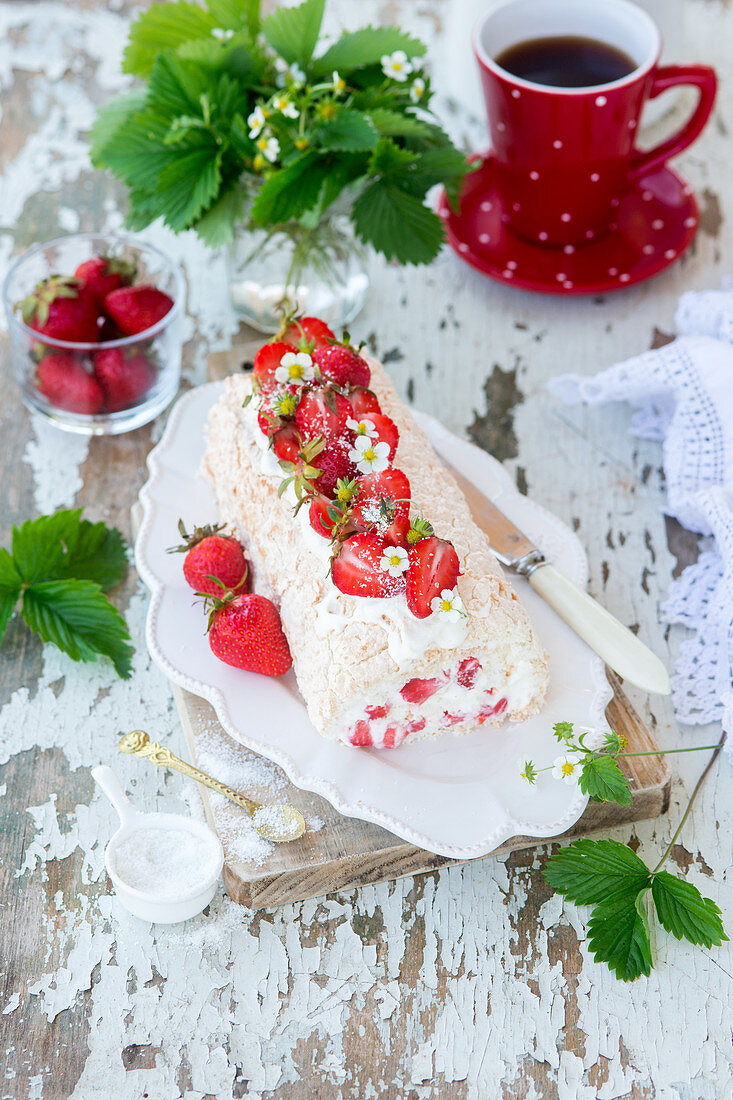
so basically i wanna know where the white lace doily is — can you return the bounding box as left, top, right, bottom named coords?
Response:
left=548, top=287, right=733, bottom=752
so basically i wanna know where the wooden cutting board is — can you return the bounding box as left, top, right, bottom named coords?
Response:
left=147, top=348, right=671, bottom=910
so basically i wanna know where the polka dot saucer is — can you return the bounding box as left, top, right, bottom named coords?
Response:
left=439, top=154, right=698, bottom=295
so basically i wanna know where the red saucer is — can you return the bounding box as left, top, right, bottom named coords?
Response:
left=439, top=155, right=698, bottom=295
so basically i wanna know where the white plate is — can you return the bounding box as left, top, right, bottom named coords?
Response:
left=136, top=383, right=611, bottom=859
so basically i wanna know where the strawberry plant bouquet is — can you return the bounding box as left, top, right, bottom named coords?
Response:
left=90, top=0, right=470, bottom=291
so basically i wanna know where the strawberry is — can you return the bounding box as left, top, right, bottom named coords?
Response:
left=331, top=532, right=406, bottom=598
left=349, top=720, right=373, bottom=747
left=18, top=276, right=99, bottom=343
left=97, top=316, right=125, bottom=342
left=313, top=439, right=358, bottom=497
left=93, top=347, right=155, bottom=412
left=256, top=385, right=300, bottom=436
left=400, top=677, right=444, bottom=704
left=281, top=315, right=335, bottom=350
left=74, top=254, right=136, bottom=307
left=271, top=423, right=302, bottom=463
left=405, top=536, right=460, bottom=619
left=456, top=657, right=481, bottom=688
left=37, top=353, right=104, bottom=414
left=207, top=592, right=292, bottom=676
left=368, top=413, right=399, bottom=461
left=309, top=494, right=336, bottom=538
left=351, top=468, right=410, bottom=545
left=295, top=387, right=351, bottom=441
left=348, top=387, right=382, bottom=418
left=104, top=284, right=174, bottom=336
left=253, top=341, right=296, bottom=392
left=169, top=520, right=249, bottom=597
left=313, top=342, right=370, bottom=389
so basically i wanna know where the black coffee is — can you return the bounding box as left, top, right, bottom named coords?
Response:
left=496, top=35, right=636, bottom=88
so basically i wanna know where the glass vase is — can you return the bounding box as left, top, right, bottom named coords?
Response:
left=227, top=214, right=370, bottom=334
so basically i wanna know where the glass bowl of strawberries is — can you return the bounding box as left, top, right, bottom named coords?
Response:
left=3, top=233, right=185, bottom=434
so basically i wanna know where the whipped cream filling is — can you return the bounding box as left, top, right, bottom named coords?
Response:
left=236, top=391, right=469, bottom=666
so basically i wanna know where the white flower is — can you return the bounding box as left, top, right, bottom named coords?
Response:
left=346, top=417, right=378, bottom=438
left=410, top=77, right=426, bottom=103
left=551, top=753, right=583, bottom=785
left=272, top=93, right=299, bottom=119
left=255, top=133, right=280, bottom=163
left=275, top=57, right=306, bottom=86
left=380, top=545, right=409, bottom=578
left=430, top=587, right=466, bottom=622
left=274, top=351, right=314, bottom=386
left=381, top=50, right=413, bottom=82
left=290, top=63, right=306, bottom=85
left=348, top=435, right=391, bottom=474
left=332, top=70, right=346, bottom=94
left=247, top=105, right=267, bottom=138
left=211, top=27, right=234, bottom=40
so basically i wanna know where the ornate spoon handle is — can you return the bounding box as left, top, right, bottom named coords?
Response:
left=119, top=729, right=259, bottom=816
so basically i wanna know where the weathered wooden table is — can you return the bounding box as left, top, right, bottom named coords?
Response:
left=1, top=1, right=731, bottom=1097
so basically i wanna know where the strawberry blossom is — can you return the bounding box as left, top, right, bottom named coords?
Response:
left=332, top=71, right=346, bottom=94
left=247, top=105, right=267, bottom=138
left=349, top=435, right=390, bottom=474
left=380, top=545, right=409, bottom=578
left=275, top=351, right=314, bottom=386
left=255, top=133, right=280, bottom=163
left=381, top=50, right=413, bottom=82
left=272, top=93, right=299, bottom=119
left=551, top=753, right=583, bottom=785
left=410, top=77, right=426, bottom=103
left=346, top=417, right=378, bottom=438
left=430, top=587, right=465, bottom=621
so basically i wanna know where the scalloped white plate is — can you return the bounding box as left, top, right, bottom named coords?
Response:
left=136, top=383, right=612, bottom=858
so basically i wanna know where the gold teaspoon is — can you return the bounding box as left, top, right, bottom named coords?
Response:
left=118, top=730, right=306, bottom=844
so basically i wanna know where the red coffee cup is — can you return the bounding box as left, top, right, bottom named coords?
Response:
left=473, top=0, right=717, bottom=246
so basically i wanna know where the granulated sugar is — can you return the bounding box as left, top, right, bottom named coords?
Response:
left=112, top=827, right=220, bottom=898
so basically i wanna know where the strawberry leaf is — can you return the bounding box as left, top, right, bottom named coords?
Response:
left=351, top=179, right=444, bottom=264
left=651, top=870, right=728, bottom=948
left=0, top=549, right=22, bottom=643
left=261, top=0, right=325, bottom=68
left=586, top=890, right=653, bottom=981
left=579, top=754, right=632, bottom=806
left=52, top=519, right=128, bottom=590
left=11, top=510, right=83, bottom=584
left=312, top=108, right=378, bottom=152
left=123, top=1, right=218, bottom=78
left=21, top=580, right=133, bottom=679
left=543, top=838, right=651, bottom=906
left=250, top=153, right=332, bottom=226
left=311, top=26, right=426, bottom=76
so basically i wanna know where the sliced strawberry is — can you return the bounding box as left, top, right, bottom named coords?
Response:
left=309, top=494, right=334, bottom=538
left=282, top=315, right=335, bottom=350
left=365, top=704, right=390, bottom=719
left=104, top=285, right=173, bottom=336
left=400, top=677, right=444, bottom=704
left=313, top=439, right=358, bottom=498
left=406, top=717, right=426, bottom=735
left=271, top=423, right=302, bottom=463
left=456, top=657, right=481, bottom=688
left=348, top=387, right=382, bottom=418
left=295, top=386, right=351, bottom=441
left=349, top=720, right=373, bottom=747
left=331, top=533, right=405, bottom=598
left=351, top=468, right=410, bottom=546
left=253, top=341, right=296, bottom=391
left=479, top=695, right=508, bottom=718
left=382, top=725, right=399, bottom=749
left=313, top=343, right=370, bottom=389
left=368, top=413, right=399, bottom=461
left=405, top=537, right=460, bottom=619
left=37, top=353, right=103, bottom=414
left=443, top=711, right=466, bottom=727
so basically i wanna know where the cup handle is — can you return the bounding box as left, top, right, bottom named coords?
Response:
left=630, top=64, right=717, bottom=180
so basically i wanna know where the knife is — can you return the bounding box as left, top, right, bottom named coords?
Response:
left=449, top=466, right=671, bottom=695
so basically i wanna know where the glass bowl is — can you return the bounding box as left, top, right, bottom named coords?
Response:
left=2, top=233, right=186, bottom=435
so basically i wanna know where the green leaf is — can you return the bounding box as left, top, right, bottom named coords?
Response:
left=21, top=580, right=133, bottom=679
left=156, top=141, right=223, bottom=231
left=123, top=1, right=218, bottom=78
left=88, top=89, right=148, bottom=164
left=580, top=755, right=633, bottom=806
left=652, top=871, right=728, bottom=948
left=351, top=179, right=444, bottom=264
left=312, top=26, right=426, bottom=77
left=586, top=891, right=653, bottom=981
left=366, top=108, right=439, bottom=142
left=312, top=107, right=378, bottom=152
left=148, top=52, right=210, bottom=117
left=0, top=549, right=22, bottom=642
left=250, top=152, right=331, bottom=226
left=52, top=520, right=128, bottom=590
left=369, top=136, right=418, bottom=177
left=543, top=839, right=651, bottom=906
left=317, top=153, right=367, bottom=214
left=195, top=186, right=246, bottom=247
left=94, top=108, right=176, bottom=193
left=207, top=0, right=260, bottom=35
left=261, top=0, right=325, bottom=68
left=414, top=144, right=471, bottom=206
left=11, top=510, right=83, bottom=584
